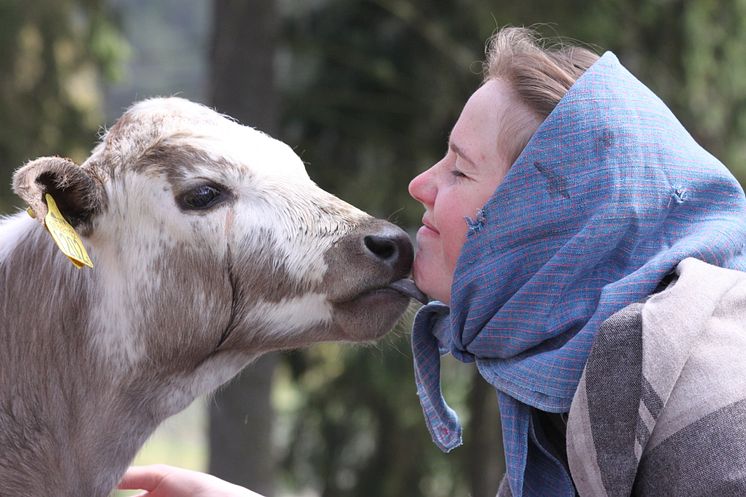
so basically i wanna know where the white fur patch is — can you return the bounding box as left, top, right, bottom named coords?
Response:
left=87, top=172, right=202, bottom=370
left=128, top=98, right=309, bottom=179
left=228, top=193, right=336, bottom=285
left=160, top=352, right=256, bottom=418
left=243, top=293, right=333, bottom=338
left=0, top=213, right=35, bottom=263
left=88, top=256, right=147, bottom=370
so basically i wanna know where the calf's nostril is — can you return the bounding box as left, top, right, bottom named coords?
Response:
left=362, top=230, right=414, bottom=277
left=364, top=235, right=398, bottom=261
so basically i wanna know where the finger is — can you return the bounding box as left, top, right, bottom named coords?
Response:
left=117, top=465, right=170, bottom=490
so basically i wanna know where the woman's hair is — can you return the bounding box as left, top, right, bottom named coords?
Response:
left=484, top=27, right=600, bottom=165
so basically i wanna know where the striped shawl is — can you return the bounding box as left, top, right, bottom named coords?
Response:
left=566, top=257, right=746, bottom=496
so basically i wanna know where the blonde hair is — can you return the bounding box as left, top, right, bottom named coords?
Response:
left=483, top=27, right=600, bottom=164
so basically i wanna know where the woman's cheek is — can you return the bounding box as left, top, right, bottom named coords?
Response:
left=444, top=226, right=469, bottom=272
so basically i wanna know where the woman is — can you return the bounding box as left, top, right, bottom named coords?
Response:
left=120, top=27, right=746, bottom=497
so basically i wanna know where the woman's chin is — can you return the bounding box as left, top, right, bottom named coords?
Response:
left=412, top=252, right=454, bottom=304
left=411, top=275, right=448, bottom=304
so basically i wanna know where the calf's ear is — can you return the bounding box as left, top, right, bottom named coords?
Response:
left=12, top=157, right=104, bottom=229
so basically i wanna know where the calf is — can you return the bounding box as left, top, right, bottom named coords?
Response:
left=0, top=97, right=421, bottom=497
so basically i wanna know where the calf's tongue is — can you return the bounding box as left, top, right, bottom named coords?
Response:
left=389, top=279, right=428, bottom=304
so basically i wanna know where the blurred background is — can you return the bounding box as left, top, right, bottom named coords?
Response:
left=3, top=1, right=746, bottom=496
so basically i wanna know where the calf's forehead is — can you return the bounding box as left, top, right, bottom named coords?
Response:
left=89, top=97, right=309, bottom=180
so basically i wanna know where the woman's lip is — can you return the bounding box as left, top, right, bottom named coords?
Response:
left=421, top=217, right=439, bottom=234
left=418, top=224, right=439, bottom=236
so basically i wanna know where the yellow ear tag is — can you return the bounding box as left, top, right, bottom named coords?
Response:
left=43, top=193, right=93, bottom=269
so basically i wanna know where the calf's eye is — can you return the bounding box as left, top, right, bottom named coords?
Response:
left=179, top=184, right=225, bottom=210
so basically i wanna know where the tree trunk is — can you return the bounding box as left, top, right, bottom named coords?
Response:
left=209, top=353, right=279, bottom=495
left=207, top=1, right=278, bottom=495
left=466, top=371, right=504, bottom=497
left=208, top=0, right=278, bottom=130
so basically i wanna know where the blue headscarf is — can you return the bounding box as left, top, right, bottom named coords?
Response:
left=412, top=52, right=746, bottom=497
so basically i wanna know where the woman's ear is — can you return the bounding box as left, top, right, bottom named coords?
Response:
left=12, top=157, right=104, bottom=230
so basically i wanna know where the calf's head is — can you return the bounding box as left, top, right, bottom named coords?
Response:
left=12, top=97, right=417, bottom=392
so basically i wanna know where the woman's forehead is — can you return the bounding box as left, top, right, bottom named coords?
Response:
left=450, top=79, right=518, bottom=169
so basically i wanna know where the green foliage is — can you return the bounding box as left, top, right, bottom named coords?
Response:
left=562, top=0, right=746, bottom=180
left=102, top=0, right=208, bottom=119
left=276, top=310, right=476, bottom=497
left=279, top=0, right=490, bottom=226
left=0, top=0, right=127, bottom=213
left=680, top=0, right=746, bottom=178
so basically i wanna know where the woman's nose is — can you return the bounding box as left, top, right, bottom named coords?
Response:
left=408, top=167, right=435, bottom=206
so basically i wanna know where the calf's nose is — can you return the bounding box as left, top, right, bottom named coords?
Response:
left=363, top=228, right=414, bottom=276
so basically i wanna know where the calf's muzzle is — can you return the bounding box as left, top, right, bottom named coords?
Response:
left=362, top=228, right=413, bottom=277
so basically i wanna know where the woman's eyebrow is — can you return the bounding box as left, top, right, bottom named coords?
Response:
left=449, top=140, right=478, bottom=168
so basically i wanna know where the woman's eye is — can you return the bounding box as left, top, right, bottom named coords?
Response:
left=180, top=184, right=224, bottom=210
left=451, top=169, right=468, bottom=179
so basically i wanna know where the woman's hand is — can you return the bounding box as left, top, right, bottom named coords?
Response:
left=118, top=465, right=264, bottom=497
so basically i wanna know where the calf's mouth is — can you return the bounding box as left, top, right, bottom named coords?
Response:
left=388, top=278, right=428, bottom=304
left=323, top=219, right=424, bottom=339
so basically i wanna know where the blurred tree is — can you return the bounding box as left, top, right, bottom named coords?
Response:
left=278, top=328, right=488, bottom=497
left=482, top=0, right=746, bottom=179
left=0, top=0, right=127, bottom=212
left=279, top=0, right=488, bottom=229
left=103, top=0, right=208, bottom=119
left=206, top=1, right=279, bottom=496
left=592, top=0, right=746, bottom=180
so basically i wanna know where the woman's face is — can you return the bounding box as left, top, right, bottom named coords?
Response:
left=409, top=79, right=528, bottom=304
